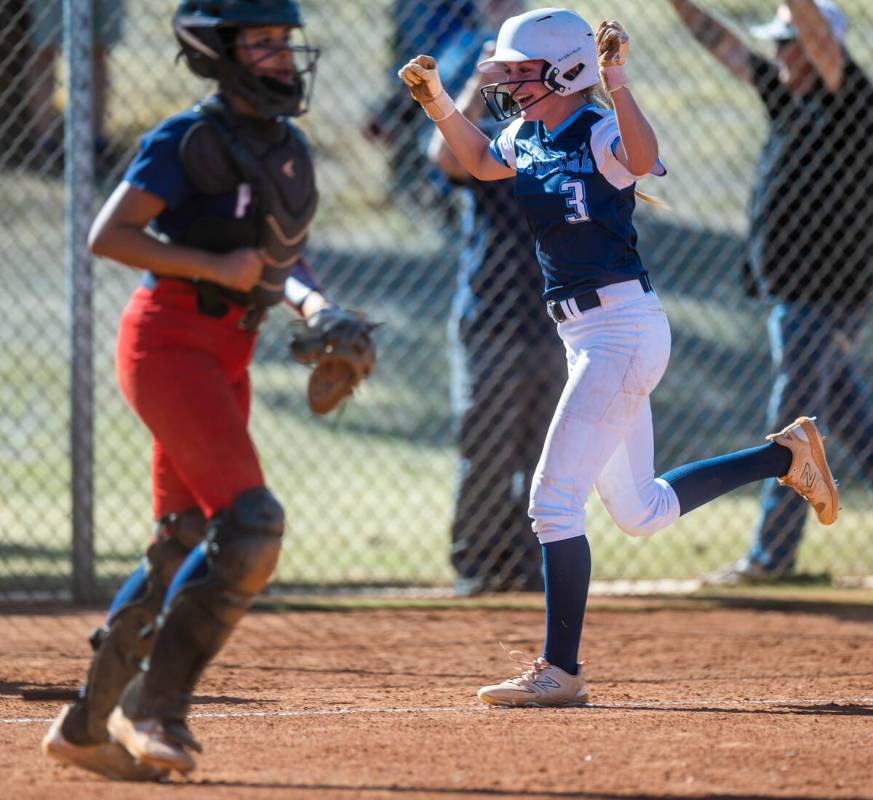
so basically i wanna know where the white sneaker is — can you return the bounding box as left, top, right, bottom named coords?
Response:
left=704, top=558, right=790, bottom=587
left=767, top=416, right=839, bottom=525
left=42, top=704, right=166, bottom=782
left=478, top=653, right=589, bottom=707
left=107, top=706, right=198, bottom=774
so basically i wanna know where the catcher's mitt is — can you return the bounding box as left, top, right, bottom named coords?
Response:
left=290, top=307, right=377, bottom=415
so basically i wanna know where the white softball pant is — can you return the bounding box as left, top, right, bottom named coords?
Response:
left=530, top=279, right=681, bottom=544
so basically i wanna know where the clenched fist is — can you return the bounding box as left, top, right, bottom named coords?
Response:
left=398, top=55, right=443, bottom=102
left=397, top=55, right=457, bottom=121
left=596, top=20, right=630, bottom=66
left=596, top=20, right=630, bottom=93
left=212, top=247, right=270, bottom=292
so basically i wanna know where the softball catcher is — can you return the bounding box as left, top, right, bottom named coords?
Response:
left=399, top=7, right=839, bottom=707
left=42, top=0, right=374, bottom=780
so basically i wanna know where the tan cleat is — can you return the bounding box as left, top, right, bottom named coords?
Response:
left=108, top=706, right=199, bottom=774
left=42, top=704, right=167, bottom=782
left=478, top=653, right=589, bottom=707
left=767, top=416, right=839, bottom=525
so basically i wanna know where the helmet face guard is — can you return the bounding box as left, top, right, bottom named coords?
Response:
left=218, top=26, right=319, bottom=118
left=480, top=67, right=556, bottom=122
left=174, top=0, right=320, bottom=118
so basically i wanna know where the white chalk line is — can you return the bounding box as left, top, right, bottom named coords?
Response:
left=3, top=696, right=873, bottom=726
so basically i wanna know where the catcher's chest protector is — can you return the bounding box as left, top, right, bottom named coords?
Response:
left=179, top=97, right=319, bottom=308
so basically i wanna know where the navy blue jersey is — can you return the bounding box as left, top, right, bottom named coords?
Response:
left=124, top=107, right=239, bottom=244
left=490, top=103, right=665, bottom=301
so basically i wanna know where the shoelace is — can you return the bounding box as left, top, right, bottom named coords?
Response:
left=503, top=649, right=550, bottom=687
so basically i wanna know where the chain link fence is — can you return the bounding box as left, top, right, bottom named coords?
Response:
left=2, top=0, right=873, bottom=601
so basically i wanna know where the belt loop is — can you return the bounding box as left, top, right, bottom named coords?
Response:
left=640, top=273, right=653, bottom=293
left=547, top=299, right=566, bottom=323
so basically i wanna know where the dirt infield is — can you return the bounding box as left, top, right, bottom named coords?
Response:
left=2, top=597, right=872, bottom=799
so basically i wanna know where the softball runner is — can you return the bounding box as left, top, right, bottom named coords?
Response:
left=399, top=7, right=839, bottom=707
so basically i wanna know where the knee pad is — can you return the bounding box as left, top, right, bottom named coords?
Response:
left=159, top=487, right=285, bottom=623
left=207, top=486, right=285, bottom=595
left=149, top=507, right=208, bottom=585
left=156, top=507, right=208, bottom=551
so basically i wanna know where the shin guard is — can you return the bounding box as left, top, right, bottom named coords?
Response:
left=61, top=509, right=206, bottom=745
left=119, top=487, right=284, bottom=723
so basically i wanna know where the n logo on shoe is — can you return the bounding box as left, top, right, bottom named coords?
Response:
left=533, top=675, right=561, bottom=690
left=801, top=463, right=818, bottom=489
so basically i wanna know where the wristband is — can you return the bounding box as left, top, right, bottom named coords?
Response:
left=284, top=258, right=323, bottom=314
left=284, top=277, right=312, bottom=314
left=601, top=65, right=628, bottom=94
left=422, top=91, right=457, bottom=122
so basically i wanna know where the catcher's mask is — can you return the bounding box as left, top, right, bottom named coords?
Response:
left=477, top=7, right=598, bottom=121
left=174, top=0, right=320, bottom=119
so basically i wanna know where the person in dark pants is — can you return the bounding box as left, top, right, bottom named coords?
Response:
left=430, top=36, right=563, bottom=595
left=23, top=0, right=125, bottom=173
left=0, top=1, right=32, bottom=166
left=363, top=0, right=478, bottom=205
left=670, top=0, right=873, bottom=583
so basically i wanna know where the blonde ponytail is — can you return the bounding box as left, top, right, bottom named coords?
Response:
left=634, top=190, right=671, bottom=210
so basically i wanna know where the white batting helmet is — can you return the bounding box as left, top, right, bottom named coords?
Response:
left=478, top=8, right=599, bottom=95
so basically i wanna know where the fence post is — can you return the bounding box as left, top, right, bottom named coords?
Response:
left=65, top=0, right=97, bottom=603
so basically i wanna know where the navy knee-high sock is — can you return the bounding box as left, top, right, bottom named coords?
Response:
left=662, top=441, right=792, bottom=515
left=542, top=535, right=591, bottom=676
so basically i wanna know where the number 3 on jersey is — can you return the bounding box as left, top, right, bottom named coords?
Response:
left=560, top=179, right=590, bottom=224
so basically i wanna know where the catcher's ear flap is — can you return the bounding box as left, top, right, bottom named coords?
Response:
left=308, top=359, right=359, bottom=415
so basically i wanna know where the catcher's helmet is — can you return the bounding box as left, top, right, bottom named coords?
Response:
left=174, top=0, right=319, bottom=118
left=477, top=8, right=598, bottom=121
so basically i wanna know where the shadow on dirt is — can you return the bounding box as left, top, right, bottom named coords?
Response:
left=693, top=593, right=873, bottom=623
left=191, top=781, right=868, bottom=800
left=7, top=681, right=261, bottom=706
left=587, top=701, right=873, bottom=718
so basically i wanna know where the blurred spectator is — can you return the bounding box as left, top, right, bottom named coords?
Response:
left=24, top=0, right=125, bottom=159
left=364, top=0, right=478, bottom=204
left=428, top=9, right=564, bottom=596
left=0, top=0, right=32, bottom=163
left=671, top=0, right=873, bottom=583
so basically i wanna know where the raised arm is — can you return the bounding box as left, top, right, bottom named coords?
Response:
left=596, top=21, right=660, bottom=175
left=669, top=0, right=755, bottom=85
left=787, top=0, right=845, bottom=92
left=399, top=55, right=514, bottom=182
left=428, top=48, right=496, bottom=181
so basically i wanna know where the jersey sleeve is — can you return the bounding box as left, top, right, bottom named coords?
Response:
left=590, top=111, right=666, bottom=190
left=123, top=115, right=198, bottom=210
left=488, top=117, right=524, bottom=170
